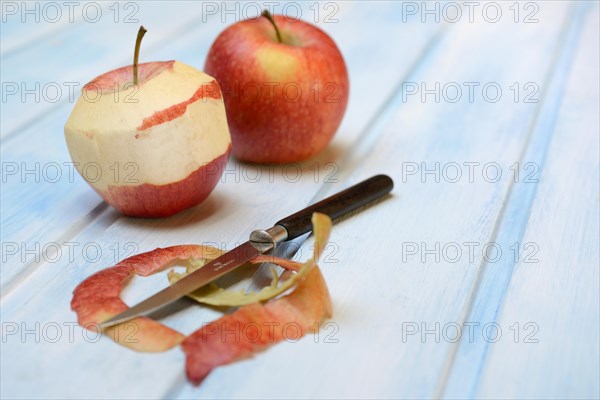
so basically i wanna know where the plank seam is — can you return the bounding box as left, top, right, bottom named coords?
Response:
left=1, top=201, right=108, bottom=300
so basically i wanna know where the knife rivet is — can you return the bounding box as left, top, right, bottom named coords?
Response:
left=249, top=225, right=288, bottom=252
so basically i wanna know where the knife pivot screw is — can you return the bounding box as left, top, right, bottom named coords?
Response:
left=249, top=225, right=288, bottom=252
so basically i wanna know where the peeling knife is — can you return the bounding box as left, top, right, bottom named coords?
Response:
left=99, top=174, right=394, bottom=328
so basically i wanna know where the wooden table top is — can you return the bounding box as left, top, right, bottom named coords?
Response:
left=1, top=1, right=598, bottom=398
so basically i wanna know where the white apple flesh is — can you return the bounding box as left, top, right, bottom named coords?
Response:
left=64, top=60, right=231, bottom=217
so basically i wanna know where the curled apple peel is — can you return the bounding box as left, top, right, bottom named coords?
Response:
left=70, top=213, right=333, bottom=383
left=182, top=212, right=332, bottom=384
left=71, top=245, right=224, bottom=352
left=167, top=238, right=324, bottom=306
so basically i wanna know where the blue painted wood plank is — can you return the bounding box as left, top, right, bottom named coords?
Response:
left=440, top=2, right=595, bottom=397
left=1, top=1, right=345, bottom=291
left=0, top=2, right=438, bottom=295
left=0, top=5, right=218, bottom=293
left=173, top=3, right=574, bottom=398
left=1, top=3, right=443, bottom=398
left=476, top=4, right=599, bottom=398
left=1, top=1, right=593, bottom=399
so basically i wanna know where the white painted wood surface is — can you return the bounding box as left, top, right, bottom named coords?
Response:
left=1, top=1, right=598, bottom=399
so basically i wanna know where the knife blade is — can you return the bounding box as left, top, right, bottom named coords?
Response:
left=98, top=241, right=266, bottom=328
left=99, top=174, right=394, bottom=329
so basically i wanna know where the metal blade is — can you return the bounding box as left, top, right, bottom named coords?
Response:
left=99, top=241, right=264, bottom=329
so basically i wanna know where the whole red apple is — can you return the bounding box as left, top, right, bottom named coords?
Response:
left=65, top=27, right=231, bottom=218
left=205, top=11, right=349, bottom=163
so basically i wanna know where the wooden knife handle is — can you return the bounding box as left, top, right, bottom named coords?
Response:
left=275, top=174, right=394, bottom=240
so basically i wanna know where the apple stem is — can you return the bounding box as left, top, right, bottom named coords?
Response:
left=261, top=10, right=282, bottom=43
left=133, top=25, right=147, bottom=85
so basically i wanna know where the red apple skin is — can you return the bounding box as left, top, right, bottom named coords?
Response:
left=205, top=15, right=349, bottom=163
left=97, top=146, right=231, bottom=218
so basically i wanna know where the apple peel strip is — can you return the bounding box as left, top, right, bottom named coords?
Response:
left=167, top=215, right=328, bottom=306
left=181, top=212, right=332, bottom=383
left=71, top=213, right=333, bottom=383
